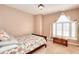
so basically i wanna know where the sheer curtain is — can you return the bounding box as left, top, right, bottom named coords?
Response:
left=52, top=13, right=77, bottom=40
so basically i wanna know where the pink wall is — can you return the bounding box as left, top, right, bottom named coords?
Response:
left=34, top=15, right=43, bottom=35
left=0, top=5, right=34, bottom=36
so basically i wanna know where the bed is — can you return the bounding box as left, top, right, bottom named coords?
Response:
left=0, top=30, right=47, bottom=54
left=14, top=33, right=47, bottom=54
left=26, top=33, right=47, bottom=54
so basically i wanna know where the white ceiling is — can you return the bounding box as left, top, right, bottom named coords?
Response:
left=6, top=4, right=79, bottom=15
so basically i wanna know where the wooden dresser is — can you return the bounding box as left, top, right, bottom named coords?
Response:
left=53, top=37, right=68, bottom=47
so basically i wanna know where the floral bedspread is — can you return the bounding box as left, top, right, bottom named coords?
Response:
left=2, top=35, right=46, bottom=54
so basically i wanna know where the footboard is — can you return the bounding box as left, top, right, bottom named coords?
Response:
left=32, top=33, right=47, bottom=41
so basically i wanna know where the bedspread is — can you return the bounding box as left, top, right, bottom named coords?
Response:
left=2, top=35, right=46, bottom=54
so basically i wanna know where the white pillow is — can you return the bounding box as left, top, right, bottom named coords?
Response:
left=0, top=44, right=18, bottom=53
left=0, top=40, right=19, bottom=46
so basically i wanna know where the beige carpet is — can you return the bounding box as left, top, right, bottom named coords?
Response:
left=33, top=40, right=79, bottom=54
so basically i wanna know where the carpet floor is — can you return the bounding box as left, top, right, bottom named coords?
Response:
left=33, top=40, right=79, bottom=54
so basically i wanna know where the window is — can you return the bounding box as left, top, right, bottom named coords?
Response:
left=56, top=23, right=62, bottom=36
left=63, top=23, right=70, bottom=37
left=53, top=14, right=76, bottom=40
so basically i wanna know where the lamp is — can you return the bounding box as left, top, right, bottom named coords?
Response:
left=38, top=4, right=44, bottom=10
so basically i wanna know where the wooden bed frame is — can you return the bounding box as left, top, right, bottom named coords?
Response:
left=32, top=33, right=47, bottom=41
left=26, top=33, right=47, bottom=54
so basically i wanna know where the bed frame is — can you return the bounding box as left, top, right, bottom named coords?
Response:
left=26, top=33, right=47, bottom=54
left=32, top=33, right=47, bottom=41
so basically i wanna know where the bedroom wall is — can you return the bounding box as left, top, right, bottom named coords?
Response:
left=43, top=8, right=79, bottom=39
left=0, top=5, right=34, bottom=36
left=34, top=15, right=43, bottom=35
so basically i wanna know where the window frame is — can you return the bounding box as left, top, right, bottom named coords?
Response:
left=53, top=22, right=77, bottom=40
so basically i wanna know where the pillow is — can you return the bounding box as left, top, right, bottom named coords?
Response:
left=0, top=44, right=18, bottom=53
left=0, top=40, right=19, bottom=46
left=0, top=30, right=10, bottom=41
